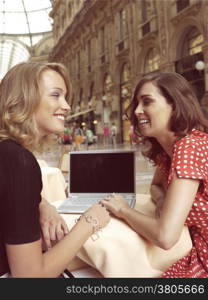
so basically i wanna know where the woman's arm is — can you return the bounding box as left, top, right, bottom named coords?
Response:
left=39, top=198, right=69, bottom=250
left=150, top=166, right=166, bottom=203
left=102, top=171, right=199, bottom=250
left=6, top=204, right=110, bottom=277
left=150, top=167, right=167, bottom=216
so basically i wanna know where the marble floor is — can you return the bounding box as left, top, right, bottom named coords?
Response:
left=35, top=141, right=155, bottom=194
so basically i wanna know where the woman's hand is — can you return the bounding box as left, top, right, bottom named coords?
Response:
left=101, top=194, right=129, bottom=218
left=39, top=198, right=69, bottom=250
left=84, top=203, right=110, bottom=229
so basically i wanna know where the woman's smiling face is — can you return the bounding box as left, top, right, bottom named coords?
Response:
left=34, top=69, right=71, bottom=139
left=134, top=81, right=173, bottom=138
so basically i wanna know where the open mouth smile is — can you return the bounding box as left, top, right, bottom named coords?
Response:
left=54, top=114, right=65, bottom=121
left=138, top=119, right=150, bottom=126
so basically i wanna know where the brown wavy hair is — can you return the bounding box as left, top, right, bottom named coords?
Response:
left=0, top=61, right=72, bottom=150
left=127, top=72, right=208, bottom=165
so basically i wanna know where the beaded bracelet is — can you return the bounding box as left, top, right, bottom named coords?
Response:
left=76, top=214, right=102, bottom=241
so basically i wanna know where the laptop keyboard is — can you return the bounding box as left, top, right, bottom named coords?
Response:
left=58, top=193, right=136, bottom=213
left=69, top=193, right=135, bottom=206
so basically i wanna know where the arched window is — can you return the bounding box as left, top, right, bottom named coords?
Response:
left=175, top=27, right=205, bottom=101
left=144, top=48, right=160, bottom=73
left=181, top=27, right=203, bottom=57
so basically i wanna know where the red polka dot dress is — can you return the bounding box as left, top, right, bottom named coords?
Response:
left=161, top=129, right=208, bottom=278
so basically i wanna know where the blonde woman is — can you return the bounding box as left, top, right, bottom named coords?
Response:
left=0, top=61, right=110, bottom=277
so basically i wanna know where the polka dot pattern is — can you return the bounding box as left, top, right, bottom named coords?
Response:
left=160, top=129, right=208, bottom=278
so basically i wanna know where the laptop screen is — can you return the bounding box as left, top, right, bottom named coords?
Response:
left=69, top=150, right=135, bottom=193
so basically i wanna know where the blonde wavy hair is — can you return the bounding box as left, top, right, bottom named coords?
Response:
left=0, top=61, right=71, bottom=150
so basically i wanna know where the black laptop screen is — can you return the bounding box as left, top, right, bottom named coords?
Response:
left=69, top=152, right=135, bottom=193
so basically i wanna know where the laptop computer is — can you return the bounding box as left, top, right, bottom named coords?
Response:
left=57, top=149, right=136, bottom=214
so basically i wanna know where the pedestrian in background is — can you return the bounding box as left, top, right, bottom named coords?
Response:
left=103, top=123, right=110, bottom=146
left=74, top=123, right=84, bottom=151
left=85, top=127, right=94, bottom=149
left=110, top=122, right=117, bottom=147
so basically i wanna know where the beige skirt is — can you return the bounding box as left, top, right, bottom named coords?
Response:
left=59, top=194, right=193, bottom=278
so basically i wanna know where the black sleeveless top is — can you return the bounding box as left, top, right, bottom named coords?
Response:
left=0, top=139, right=42, bottom=276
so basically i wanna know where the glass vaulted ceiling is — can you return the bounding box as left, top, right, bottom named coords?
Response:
left=0, top=0, right=52, bottom=79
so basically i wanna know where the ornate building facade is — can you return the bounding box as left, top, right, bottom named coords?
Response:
left=49, top=0, right=208, bottom=142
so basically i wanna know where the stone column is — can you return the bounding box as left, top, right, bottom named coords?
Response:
left=157, top=0, right=170, bottom=72
left=112, top=83, right=122, bottom=142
